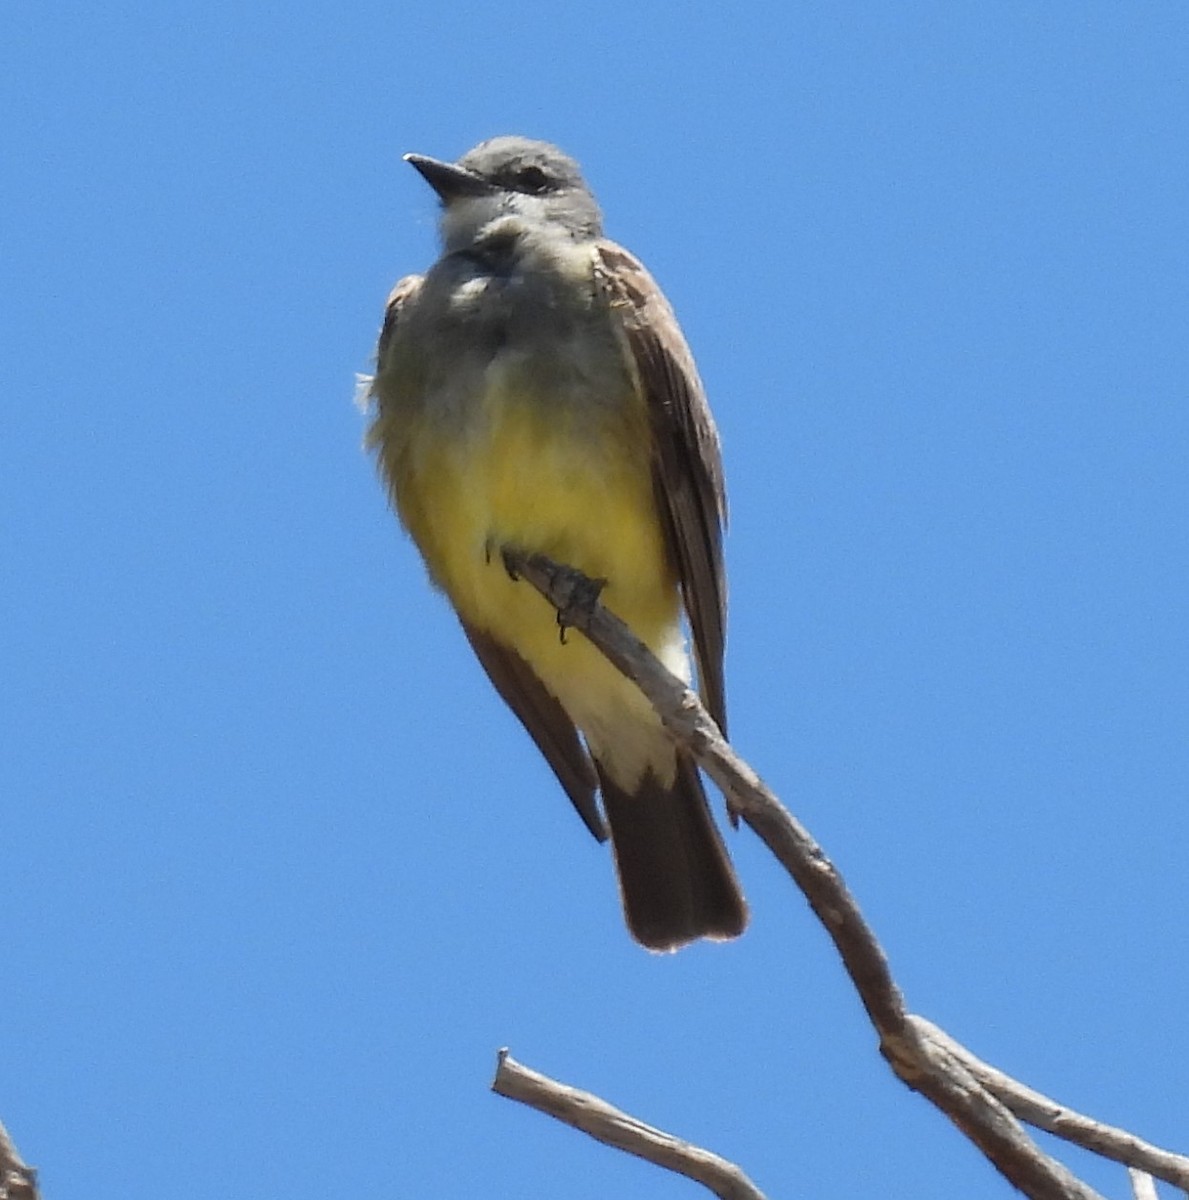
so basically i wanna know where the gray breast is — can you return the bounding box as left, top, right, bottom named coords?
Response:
left=409, top=248, right=633, bottom=425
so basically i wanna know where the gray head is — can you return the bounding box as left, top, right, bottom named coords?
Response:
left=405, top=136, right=604, bottom=251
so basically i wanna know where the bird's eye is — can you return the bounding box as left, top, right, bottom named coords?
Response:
left=516, top=165, right=550, bottom=194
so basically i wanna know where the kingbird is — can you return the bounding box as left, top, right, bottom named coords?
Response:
left=366, top=136, right=747, bottom=950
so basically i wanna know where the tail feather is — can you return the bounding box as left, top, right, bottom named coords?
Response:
left=598, top=756, right=747, bottom=951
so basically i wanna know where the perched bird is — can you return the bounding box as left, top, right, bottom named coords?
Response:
left=366, top=136, right=746, bottom=950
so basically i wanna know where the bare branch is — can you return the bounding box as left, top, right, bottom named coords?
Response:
left=502, top=552, right=907, bottom=1033
left=499, top=550, right=1188, bottom=1200
left=492, top=1050, right=767, bottom=1200
left=0, top=1121, right=39, bottom=1200
left=891, top=1018, right=1105, bottom=1200
left=919, top=1019, right=1189, bottom=1192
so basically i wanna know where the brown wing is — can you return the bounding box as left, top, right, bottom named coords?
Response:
left=593, top=241, right=729, bottom=734
left=375, top=274, right=425, bottom=369
left=458, top=619, right=607, bottom=843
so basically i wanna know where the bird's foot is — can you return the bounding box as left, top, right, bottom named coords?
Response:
left=554, top=570, right=607, bottom=644
left=498, top=546, right=607, bottom=645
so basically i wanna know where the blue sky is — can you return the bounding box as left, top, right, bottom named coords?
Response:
left=4, top=3, right=1187, bottom=1197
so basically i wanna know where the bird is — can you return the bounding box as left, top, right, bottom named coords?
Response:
left=365, top=135, right=746, bottom=950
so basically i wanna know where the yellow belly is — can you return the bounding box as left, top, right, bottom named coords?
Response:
left=385, top=384, right=686, bottom=786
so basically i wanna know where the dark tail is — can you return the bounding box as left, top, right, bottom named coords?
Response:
left=597, top=755, right=747, bottom=952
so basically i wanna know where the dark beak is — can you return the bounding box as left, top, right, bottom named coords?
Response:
left=404, top=153, right=495, bottom=201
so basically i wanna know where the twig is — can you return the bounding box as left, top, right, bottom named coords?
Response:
left=492, top=1050, right=767, bottom=1200
left=0, top=1122, right=39, bottom=1200
left=500, top=550, right=1189, bottom=1200
left=1127, top=1168, right=1159, bottom=1200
